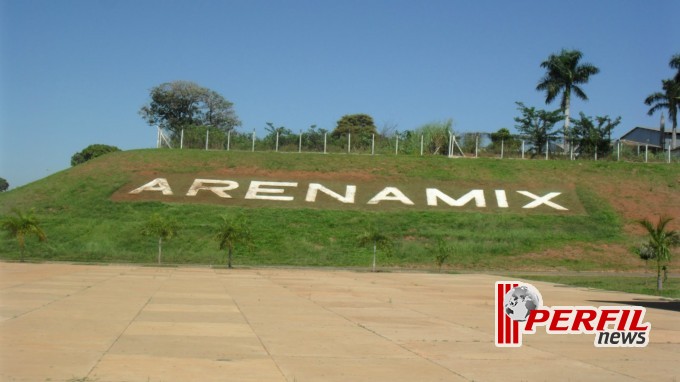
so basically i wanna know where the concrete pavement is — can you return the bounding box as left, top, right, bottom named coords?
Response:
left=0, top=263, right=677, bottom=381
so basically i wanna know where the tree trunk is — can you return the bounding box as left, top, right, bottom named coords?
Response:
left=563, top=95, right=571, bottom=153
left=158, top=237, right=162, bottom=264
left=372, top=241, right=377, bottom=272
left=657, top=262, right=663, bottom=291
left=228, top=246, right=233, bottom=269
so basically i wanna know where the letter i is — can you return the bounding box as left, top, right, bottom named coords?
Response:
left=495, top=190, right=509, bottom=208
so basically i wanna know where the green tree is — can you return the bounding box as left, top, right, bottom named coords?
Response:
left=637, top=216, right=679, bottom=291
left=141, top=214, right=179, bottom=264
left=513, top=102, right=562, bottom=156
left=357, top=225, right=392, bottom=272
left=71, top=144, right=121, bottom=166
left=536, top=49, right=600, bottom=147
left=645, top=79, right=679, bottom=148
left=1, top=208, right=47, bottom=262
left=139, top=81, right=241, bottom=139
left=489, top=128, right=520, bottom=154
left=0, top=177, right=8, bottom=192
left=332, top=114, right=377, bottom=150
left=570, top=113, right=621, bottom=158
left=215, top=215, right=253, bottom=268
left=670, top=53, right=680, bottom=83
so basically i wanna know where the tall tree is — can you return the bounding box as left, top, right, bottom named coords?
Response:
left=1, top=208, right=47, bottom=262
left=139, top=81, right=241, bottom=139
left=536, top=49, right=600, bottom=148
left=141, top=214, right=179, bottom=264
left=637, top=216, right=679, bottom=291
left=215, top=215, right=253, bottom=269
left=645, top=79, right=679, bottom=148
left=513, top=102, right=562, bottom=156
left=670, top=54, right=680, bottom=83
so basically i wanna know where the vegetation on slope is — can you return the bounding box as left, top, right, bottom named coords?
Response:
left=0, top=149, right=677, bottom=271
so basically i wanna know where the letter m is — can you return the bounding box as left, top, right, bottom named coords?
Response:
left=426, top=189, right=486, bottom=208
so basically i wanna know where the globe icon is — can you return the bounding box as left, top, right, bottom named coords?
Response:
left=503, top=285, right=541, bottom=322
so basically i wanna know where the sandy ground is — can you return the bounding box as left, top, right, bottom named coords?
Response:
left=0, top=263, right=678, bottom=382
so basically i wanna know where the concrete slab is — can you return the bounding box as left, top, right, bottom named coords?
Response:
left=0, top=263, right=677, bottom=381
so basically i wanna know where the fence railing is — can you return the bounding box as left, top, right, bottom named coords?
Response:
left=156, top=127, right=680, bottom=164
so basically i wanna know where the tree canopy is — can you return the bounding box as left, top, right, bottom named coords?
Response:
left=71, top=144, right=121, bottom=166
left=513, top=102, right=562, bottom=156
left=570, top=113, right=620, bottom=157
left=0, top=177, right=8, bottom=192
left=536, top=49, right=599, bottom=144
left=332, top=114, right=377, bottom=138
left=139, top=81, right=241, bottom=137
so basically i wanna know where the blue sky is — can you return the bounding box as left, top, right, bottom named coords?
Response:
left=1, top=0, right=678, bottom=188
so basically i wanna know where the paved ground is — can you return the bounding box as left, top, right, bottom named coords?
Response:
left=0, top=263, right=678, bottom=382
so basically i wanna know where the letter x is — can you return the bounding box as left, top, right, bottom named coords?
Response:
left=517, top=191, right=568, bottom=211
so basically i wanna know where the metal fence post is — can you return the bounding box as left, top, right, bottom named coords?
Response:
left=299, top=130, right=302, bottom=153
left=645, top=144, right=648, bottom=163
left=324, top=133, right=327, bottom=154
left=227, top=130, right=231, bottom=151
left=205, top=128, right=209, bottom=150
left=180, top=129, right=184, bottom=149
left=251, top=129, right=256, bottom=152
left=420, top=134, right=424, bottom=156
left=348, top=133, right=351, bottom=154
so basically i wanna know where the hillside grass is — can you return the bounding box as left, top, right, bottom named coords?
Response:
left=0, top=149, right=677, bottom=271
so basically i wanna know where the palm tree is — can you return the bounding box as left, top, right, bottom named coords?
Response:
left=645, top=79, right=679, bottom=149
left=536, top=49, right=600, bottom=150
left=215, top=215, right=252, bottom=268
left=141, top=213, right=179, bottom=264
left=637, top=216, right=679, bottom=291
left=358, top=225, right=392, bottom=272
left=670, top=54, right=680, bottom=83
left=1, top=208, right=47, bottom=262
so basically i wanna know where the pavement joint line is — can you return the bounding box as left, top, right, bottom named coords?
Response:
left=215, top=269, right=290, bottom=381
left=266, top=273, right=473, bottom=381
left=84, top=267, right=170, bottom=380
left=2, top=267, right=122, bottom=321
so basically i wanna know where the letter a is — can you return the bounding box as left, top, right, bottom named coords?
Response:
left=367, top=187, right=414, bottom=205
left=129, top=178, right=173, bottom=195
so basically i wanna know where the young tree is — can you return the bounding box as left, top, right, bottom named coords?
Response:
left=513, top=102, right=562, bottom=156
left=570, top=113, right=621, bottom=157
left=139, top=81, right=241, bottom=139
left=1, top=208, right=47, bottom=262
left=0, top=177, right=8, bottom=192
left=357, top=224, right=392, bottom=272
left=536, top=49, right=600, bottom=148
left=637, top=216, right=679, bottom=291
left=434, top=239, right=452, bottom=273
left=71, top=144, right=121, bottom=166
left=141, top=214, right=179, bottom=264
left=215, top=215, right=253, bottom=268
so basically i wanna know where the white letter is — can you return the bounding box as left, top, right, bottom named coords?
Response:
left=245, top=181, right=298, bottom=201
left=186, top=179, right=239, bottom=198
left=426, top=189, right=486, bottom=207
left=517, top=191, right=568, bottom=211
left=129, top=178, right=173, bottom=195
left=305, top=183, right=356, bottom=204
left=367, top=187, right=414, bottom=205
left=495, top=190, right=509, bottom=208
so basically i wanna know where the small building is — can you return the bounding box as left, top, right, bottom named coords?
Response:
left=619, top=126, right=675, bottom=150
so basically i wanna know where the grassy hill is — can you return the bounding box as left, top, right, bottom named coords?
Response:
left=1, top=149, right=678, bottom=271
